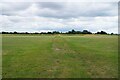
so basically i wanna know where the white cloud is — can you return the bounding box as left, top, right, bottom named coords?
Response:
left=0, top=2, right=118, bottom=33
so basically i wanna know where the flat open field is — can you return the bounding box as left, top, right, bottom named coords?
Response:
left=2, top=34, right=118, bottom=78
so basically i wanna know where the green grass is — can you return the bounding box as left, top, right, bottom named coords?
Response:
left=2, top=34, right=118, bottom=78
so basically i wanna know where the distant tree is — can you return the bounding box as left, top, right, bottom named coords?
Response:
left=67, top=29, right=92, bottom=34
left=2, top=31, right=8, bottom=34
left=101, top=31, right=107, bottom=34
left=10, top=32, right=13, bottom=34
left=82, top=30, right=88, bottom=34
left=47, top=32, right=52, bottom=34
left=111, top=33, right=114, bottom=35
left=25, top=32, right=29, bottom=34
left=3, top=29, right=109, bottom=35
left=53, top=31, right=60, bottom=34
left=67, top=29, right=76, bottom=34
left=82, top=30, right=92, bottom=34
left=71, top=29, right=76, bottom=34
left=96, top=31, right=107, bottom=34
left=41, top=32, right=46, bottom=34
left=76, top=31, right=82, bottom=34
left=34, top=32, right=39, bottom=34
left=67, top=31, right=72, bottom=34
left=14, top=31, right=17, bottom=34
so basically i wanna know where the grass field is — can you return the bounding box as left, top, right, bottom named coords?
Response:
left=2, top=34, right=118, bottom=78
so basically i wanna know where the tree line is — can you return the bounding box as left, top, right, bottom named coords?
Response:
left=1, top=29, right=116, bottom=35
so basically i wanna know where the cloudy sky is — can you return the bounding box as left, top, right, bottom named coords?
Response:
left=0, top=2, right=118, bottom=33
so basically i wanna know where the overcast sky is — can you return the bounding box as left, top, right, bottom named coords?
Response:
left=0, top=2, right=118, bottom=33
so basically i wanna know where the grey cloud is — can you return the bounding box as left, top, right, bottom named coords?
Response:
left=36, top=2, right=64, bottom=10
left=1, top=2, right=31, bottom=15
left=1, top=2, right=118, bottom=18
left=36, top=2, right=117, bottom=18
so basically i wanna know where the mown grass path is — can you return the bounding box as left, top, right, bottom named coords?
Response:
left=50, top=35, right=89, bottom=78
